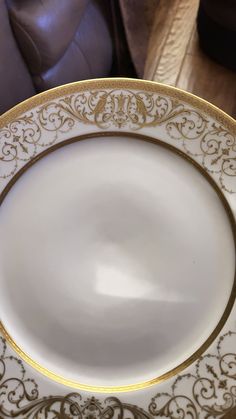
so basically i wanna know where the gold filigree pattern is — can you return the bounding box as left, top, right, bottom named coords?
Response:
left=0, top=115, right=41, bottom=179
left=149, top=331, right=236, bottom=419
left=1, top=332, right=236, bottom=418
left=37, top=91, right=190, bottom=131
left=181, top=122, right=236, bottom=193
left=0, top=88, right=235, bottom=192
left=0, top=336, right=151, bottom=418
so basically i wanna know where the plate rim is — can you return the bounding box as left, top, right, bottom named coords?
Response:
left=0, top=78, right=235, bottom=134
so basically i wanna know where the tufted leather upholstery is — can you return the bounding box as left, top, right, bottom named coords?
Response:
left=7, top=0, right=113, bottom=91
left=0, top=0, right=114, bottom=114
left=0, top=0, right=36, bottom=114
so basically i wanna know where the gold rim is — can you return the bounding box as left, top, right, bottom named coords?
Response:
left=0, top=78, right=235, bottom=132
left=0, top=131, right=235, bottom=393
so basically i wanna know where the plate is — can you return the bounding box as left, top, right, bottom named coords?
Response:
left=0, top=78, right=235, bottom=418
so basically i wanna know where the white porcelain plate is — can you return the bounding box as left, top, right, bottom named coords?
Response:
left=0, top=79, right=236, bottom=419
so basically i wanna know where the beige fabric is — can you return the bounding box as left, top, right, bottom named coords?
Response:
left=119, top=0, right=158, bottom=77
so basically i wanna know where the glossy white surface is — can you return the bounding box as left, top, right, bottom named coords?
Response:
left=0, top=135, right=234, bottom=387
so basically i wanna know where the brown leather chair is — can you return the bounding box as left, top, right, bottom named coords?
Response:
left=0, top=0, right=124, bottom=115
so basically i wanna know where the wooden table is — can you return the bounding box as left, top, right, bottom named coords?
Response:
left=144, top=0, right=236, bottom=119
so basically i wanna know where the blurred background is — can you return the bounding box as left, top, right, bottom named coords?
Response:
left=0, top=0, right=235, bottom=118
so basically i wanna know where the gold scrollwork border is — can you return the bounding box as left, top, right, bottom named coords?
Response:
left=0, top=78, right=235, bottom=133
left=0, top=79, right=235, bottom=193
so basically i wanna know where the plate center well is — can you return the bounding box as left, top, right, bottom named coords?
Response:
left=0, top=134, right=235, bottom=388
